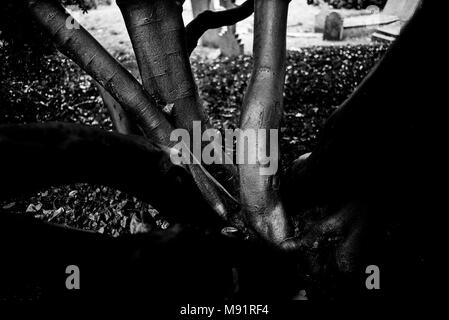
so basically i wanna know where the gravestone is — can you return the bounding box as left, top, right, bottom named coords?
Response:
left=321, top=0, right=421, bottom=41
left=217, top=0, right=244, bottom=57
left=323, top=12, right=344, bottom=41
left=218, top=29, right=244, bottom=57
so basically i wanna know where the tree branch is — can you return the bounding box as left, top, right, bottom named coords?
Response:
left=94, top=81, right=139, bottom=135
left=238, top=0, right=292, bottom=245
left=0, top=211, right=299, bottom=301
left=282, top=1, right=431, bottom=212
left=29, top=0, right=239, bottom=223
left=0, top=122, right=220, bottom=227
left=185, top=0, right=254, bottom=56
left=27, top=0, right=173, bottom=145
left=0, top=213, right=233, bottom=301
left=117, top=0, right=240, bottom=220
left=117, top=0, right=206, bottom=131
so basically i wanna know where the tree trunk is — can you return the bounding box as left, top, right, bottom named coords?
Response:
left=280, top=0, right=436, bottom=299
left=95, top=81, right=138, bottom=134
left=1, top=0, right=435, bottom=301
left=118, top=0, right=241, bottom=220
left=238, top=0, right=292, bottom=245
left=0, top=122, right=221, bottom=227
left=27, top=0, right=173, bottom=144
left=283, top=0, right=433, bottom=212
left=117, top=0, right=206, bottom=130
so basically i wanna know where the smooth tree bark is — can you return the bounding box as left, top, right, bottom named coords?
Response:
left=95, top=82, right=138, bottom=134
left=283, top=0, right=431, bottom=211
left=279, top=0, right=434, bottom=298
left=117, top=0, right=206, bottom=130
left=27, top=0, right=174, bottom=145
left=28, top=0, right=241, bottom=221
left=117, top=0, right=241, bottom=219
left=238, top=0, right=292, bottom=244
left=0, top=122, right=222, bottom=227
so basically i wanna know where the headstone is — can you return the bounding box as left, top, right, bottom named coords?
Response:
left=218, top=29, right=244, bottom=57
left=323, top=12, right=344, bottom=41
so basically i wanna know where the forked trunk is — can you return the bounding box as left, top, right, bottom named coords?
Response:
left=27, top=0, right=173, bottom=144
